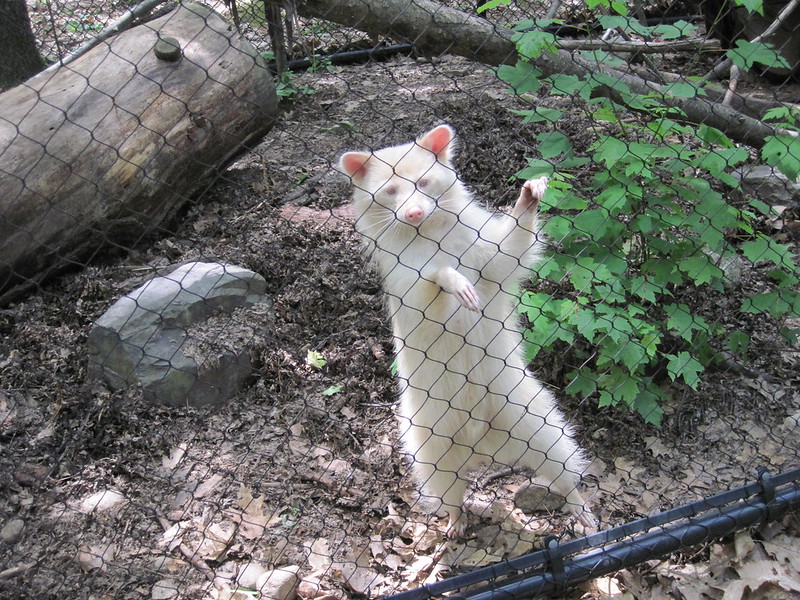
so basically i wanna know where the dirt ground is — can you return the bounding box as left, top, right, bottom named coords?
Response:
left=3, top=3, right=800, bottom=600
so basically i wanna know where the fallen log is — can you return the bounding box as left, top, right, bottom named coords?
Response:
left=296, top=0, right=787, bottom=148
left=0, top=2, right=278, bottom=305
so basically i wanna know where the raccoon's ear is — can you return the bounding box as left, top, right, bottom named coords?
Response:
left=339, top=152, right=372, bottom=181
left=419, top=124, right=456, bottom=163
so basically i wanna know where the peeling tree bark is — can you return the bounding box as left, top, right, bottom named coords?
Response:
left=296, top=0, right=787, bottom=148
left=0, top=2, right=278, bottom=305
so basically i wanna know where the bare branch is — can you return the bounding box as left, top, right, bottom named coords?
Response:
left=557, top=37, right=721, bottom=53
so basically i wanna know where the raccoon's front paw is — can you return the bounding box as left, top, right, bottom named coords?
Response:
left=454, top=280, right=480, bottom=312
left=436, top=267, right=480, bottom=312
left=514, top=176, right=549, bottom=217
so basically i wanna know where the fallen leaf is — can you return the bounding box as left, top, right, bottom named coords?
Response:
left=234, top=486, right=274, bottom=540
left=308, top=538, right=332, bottom=571
left=196, top=522, right=236, bottom=560
left=162, top=443, right=187, bottom=470
left=76, top=543, right=115, bottom=572
left=79, top=489, right=128, bottom=513
left=194, top=474, right=223, bottom=499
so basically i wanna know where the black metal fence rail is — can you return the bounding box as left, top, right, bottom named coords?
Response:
left=383, top=466, right=800, bottom=600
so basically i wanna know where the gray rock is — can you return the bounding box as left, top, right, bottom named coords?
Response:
left=513, top=482, right=567, bottom=513
left=735, top=165, right=800, bottom=207
left=88, top=262, right=270, bottom=407
left=256, top=566, right=300, bottom=600
left=1, top=518, right=24, bottom=544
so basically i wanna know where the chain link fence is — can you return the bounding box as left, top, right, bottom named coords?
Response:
left=1, top=0, right=799, bottom=598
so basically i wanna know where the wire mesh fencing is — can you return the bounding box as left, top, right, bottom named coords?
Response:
left=1, top=0, right=799, bottom=599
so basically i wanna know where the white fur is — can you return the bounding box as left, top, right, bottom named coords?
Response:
left=340, top=125, right=595, bottom=537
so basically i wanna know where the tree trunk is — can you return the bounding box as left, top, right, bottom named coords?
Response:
left=295, top=0, right=785, bottom=148
left=0, top=2, right=278, bottom=305
left=0, top=0, right=45, bottom=90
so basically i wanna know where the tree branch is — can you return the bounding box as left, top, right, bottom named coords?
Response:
left=556, top=37, right=721, bottom=53
left=297, top=0, right=789, bottom=148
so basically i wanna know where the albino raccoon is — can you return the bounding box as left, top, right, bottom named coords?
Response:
left=339, top=124, right=596, bottom=537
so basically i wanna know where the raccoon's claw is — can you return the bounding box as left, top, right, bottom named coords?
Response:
left=456, top=282, right=481, bottom=312
left=576, top=508, right=599, bottom=531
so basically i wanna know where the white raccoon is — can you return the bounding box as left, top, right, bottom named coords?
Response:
left=340, top=124, right=596, bottom=537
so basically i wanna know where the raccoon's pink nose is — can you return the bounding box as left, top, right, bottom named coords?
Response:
left=405, top=205, right=425, bottom=224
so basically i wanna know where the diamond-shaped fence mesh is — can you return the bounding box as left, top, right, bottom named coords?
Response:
left=1, top=0, right=799, bottom=598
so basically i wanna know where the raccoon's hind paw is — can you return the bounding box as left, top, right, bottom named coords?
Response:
left=445, top=509, right=468, bottom=540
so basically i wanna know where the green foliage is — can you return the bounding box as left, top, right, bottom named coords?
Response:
left=487, top=3, right=800, bottom=425
left=727, top=40, right=790, bottom=72
left=260, top=52, right=316, bottom=99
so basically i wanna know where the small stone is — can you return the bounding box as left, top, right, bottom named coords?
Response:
left=256, top=566, right=300, bottom=600
left=154, top=37, right=181, bottom=62
left=1, top=518, right=24, bottom=544
left=513, top=482, right=566, bottom=513
left=152, top=578, right=179, bottom=600
left=236, top=561, right=269, bottom=590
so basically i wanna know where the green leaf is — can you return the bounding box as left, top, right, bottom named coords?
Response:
left=596, top=185, right=629, bottom=215
left=570, top=307, right=608, bottom=342
left=598, top=367, right=641, bottom=405
left=629, top=276, right=665, bottom=303
left=548, top=191, right=588, bottom=211
left=780, top=325, right=800, bottom=345
left=592, top=136, right=629, bottom=166
left=762, top=106, right=798, bottom=125
left=514, top=29, right=558, bottom=59
left=726, top=330, right=750, bottom=359
left=761, top=135, right=800, bottom=180
left=537, top=131, right=572, bottom=158
left=735, top=0, right=763, bottom=14
left=741, top=234, right=798, bottom=269
left=678, top=254, right=724, bottom=286
left=477, top=0, right=510, bottom=13
left=727, top=39, right=789, bottom=71
left=662, top=81, right=703, bottom=98
left=652, top=20, right=697, bottom=39
left=741, top=289, right=800, bottom=319
left=665, top=303, right=694, bottom=341
left=497, top=61, right=542, bottom=94
left=748, top=197, right=775, bottom=217
left=666, top=351, right=704, bottom=389
left=321, top=385, right=343, bottom=396
left=599, top=337, right=649, bottom=372
left=516, top=160, right=555, bottom=180
left=306, top=349, right=327, bottom=369
left=565, top=369, right=598, bottom=398
left=573, top=209, right=611, bottom=237
left=547, top=73, right=591, bottom=98
left=541, top=216, right=573, bottom=244
left=510, top=106, right=563, bottom=124
left=696, top=124, right=735, bottom=148
left=598, top=15, right=652, bottom=37
left=634, top=383, right=664, bottom=426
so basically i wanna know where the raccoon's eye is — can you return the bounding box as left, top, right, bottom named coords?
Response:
left=418, top=178, right=429, bottom=189
left=382, top=184, right=398, bottom=196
